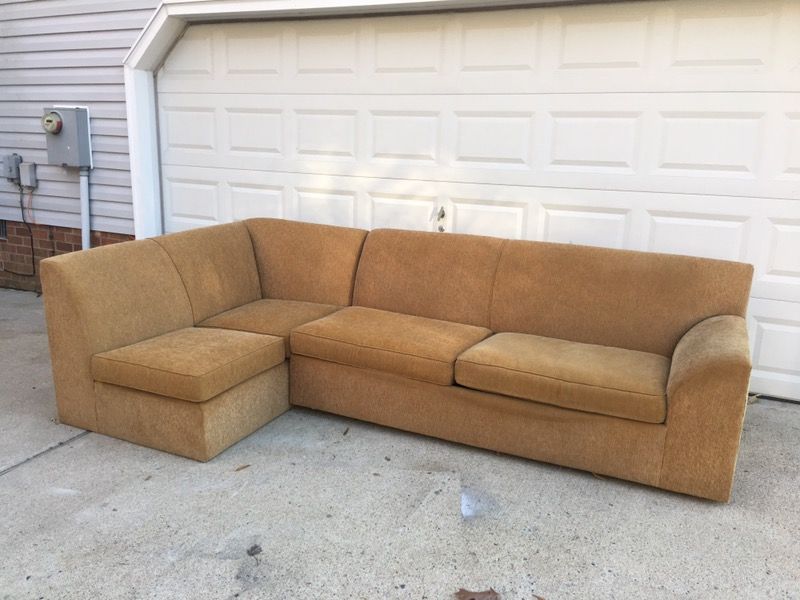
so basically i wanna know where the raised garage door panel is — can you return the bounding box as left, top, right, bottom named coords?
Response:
left=158, top=92, right=799, bottom=199
left=156, top=0, right=800, bottom=399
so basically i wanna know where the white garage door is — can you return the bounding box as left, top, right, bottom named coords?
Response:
left=156, top=0, right=800, bottom=400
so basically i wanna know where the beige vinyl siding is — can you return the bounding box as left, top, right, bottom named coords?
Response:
left=0, top=0, right=158, bottom=234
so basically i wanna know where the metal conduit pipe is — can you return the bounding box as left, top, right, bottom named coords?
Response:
left=80, top=166, right=90, bottom=250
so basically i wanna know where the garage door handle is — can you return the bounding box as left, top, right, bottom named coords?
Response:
left=429, top=205, right=446, bottom=222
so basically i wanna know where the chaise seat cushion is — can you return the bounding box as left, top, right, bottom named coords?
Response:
left=198, top=299, right=341, bottom=355
left=92, top=327, right=285, bottom=402
left=291, top=306, right=491, bottom=385
left=455, top=333, right=669, bottom=423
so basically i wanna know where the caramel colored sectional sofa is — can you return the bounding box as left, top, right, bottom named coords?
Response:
left=41, top=218, right=754, bottom=501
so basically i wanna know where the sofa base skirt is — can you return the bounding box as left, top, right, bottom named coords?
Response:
left=290, top=356, right=666, bottom=488
left=95, top=361, right=289, bottom=461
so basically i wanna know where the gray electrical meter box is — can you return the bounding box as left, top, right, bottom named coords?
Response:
left=42, top=106, right=92, bottom=168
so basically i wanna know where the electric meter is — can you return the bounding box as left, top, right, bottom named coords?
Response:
left=41, top=111, right=63, bottom=134
left=42, top=106, right=92, bottom=168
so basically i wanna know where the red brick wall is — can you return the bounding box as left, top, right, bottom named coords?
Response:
left=0, top=220, right=134, bottom=292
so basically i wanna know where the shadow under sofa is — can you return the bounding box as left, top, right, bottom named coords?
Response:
left=40, top=218, right=754, bottom=502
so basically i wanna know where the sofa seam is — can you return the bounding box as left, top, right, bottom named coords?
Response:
left=93, top=337, right=283, bottom=381
left=456, top=358, right=667, bottom=399
left=456, top=364, right=665, bottom=424
left=199, top=299, right=342, bottom=327
left=292, top=330, right=470, bottom=366
left=296, top=356, right=663, bottom=422
left=151, top=238, right=197, bottom=323
left=238, top=220, right=263, bottom=303
left=657, top=426, right=670, bottom=487
left=96, top=377, right=206, bottom=404
left=294, top=353, right=452, bottom=386
left=93, top=361, right=202, bottom=400
left=349, top=231, right=370, bottom=306
left=243, top=219, right=270, bottom=301
left=487, top=238, right=509, bottom=330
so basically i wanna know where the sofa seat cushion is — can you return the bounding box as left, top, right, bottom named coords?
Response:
left=291, top=306, right=491, bottom=385
left=198, top=299, right=341, bottom=354
left=92, top=327, right=285, bottom=402
left=455, top=333, right=669, bottom=423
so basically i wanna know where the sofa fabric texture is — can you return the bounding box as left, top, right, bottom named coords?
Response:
left=455, top=332, right=669, bottom=424
left=491, top=240, right=754, bottom=356
left=40, top=239, right=193, bottom=430
left=153, top=221, right=261, bottom=323
left=92, top=327, right=284, bottom=402
left=96, top=363, right=289, bottom=461
left=291, top=306, right=491, bottom=385
left=246, top=218, right=367, bottom=306
left=353, top=229, right=505, bottom=327
left=199, top=298, right=341, bottom=354
left=41, top=218, right=755, bottom=501
left=660, top=315, right=752, bottom=501
left=290, top=355, right=667, bottom=486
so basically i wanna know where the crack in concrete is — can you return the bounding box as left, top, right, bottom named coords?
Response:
left=0, top=431, right=90, bottom=477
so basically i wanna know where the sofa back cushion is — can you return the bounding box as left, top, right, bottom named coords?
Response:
left=353, top=229, right=506, bottom=327
left=246, top=218, right=367, bottom=306
left=43, top=238, right=194, bottom=356
left=491, top=241, right=754, bottom=356
left=154, top=222, right=261, bottom=323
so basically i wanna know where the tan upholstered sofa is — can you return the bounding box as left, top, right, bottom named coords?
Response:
left=41, top=218, right=754, bottom=501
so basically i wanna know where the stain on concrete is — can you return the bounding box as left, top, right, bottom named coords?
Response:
left=460, top=486, right=498, bottom=520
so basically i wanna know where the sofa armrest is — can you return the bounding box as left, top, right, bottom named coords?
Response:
left=40, top=241, right=193, bottom=431
left=660, top=315, right=752, bottom=501
left=667, top=315, right=751, bottom=398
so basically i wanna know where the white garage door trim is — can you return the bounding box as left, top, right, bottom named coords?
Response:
left=124, top=0, right=593, bottom=239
